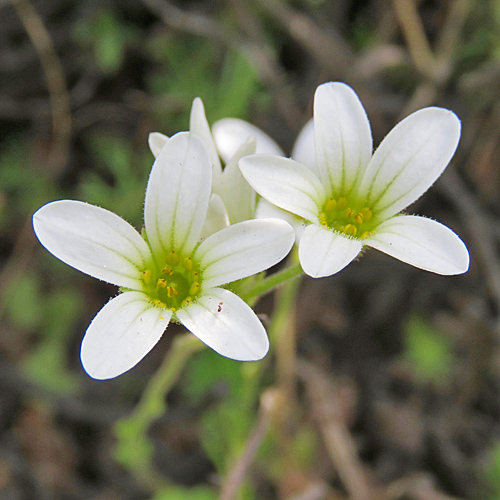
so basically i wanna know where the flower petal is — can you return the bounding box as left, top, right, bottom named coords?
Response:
left=298, top=224, right=362, bottom=278
left=189, top=97, right=223, bottom=187
left=212, top=118, right=284, bottom=164
left=148, top=132, right=169, bottom=158
left=219, top=137, right=257, bottom=224
left=196, top=218, right=295, bottom=288
left=314, top=82, right=373, bottom=197
left=239, top=154, right=325, bottom=222
left=81, top=292, right=172, bottom=380
left=363, top=215, right=469, bottom=275
left=256, top=198, right=305, bottom=241
left=200, top=193, right=230, bottom=239
left=144, top=131, right=212, bottom=257
left=359, top=107, right=461, bottom=219
left=176, top=288, right=269, bottom=361
left=33, top=200, right=151, bottom=289
left=292, top=118, right=317, bottom=173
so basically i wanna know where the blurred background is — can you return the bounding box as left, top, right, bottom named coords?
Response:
left=1, top=0, right=499, bottom=499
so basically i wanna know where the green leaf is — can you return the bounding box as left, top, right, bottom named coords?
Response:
left=404, top=315, right=453, bottom=382
left=153, top=485, right=218, bottom=500
left=182, top=349, right=245, bottom=404
left=3, top=274, right=43, bottom=331
left=22, top=288, right=82, bottom=393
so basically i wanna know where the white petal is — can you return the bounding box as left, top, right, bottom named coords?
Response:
left=219, top=137, right=257, bottom=224
left=363, top=215, right=469, bottom=275
left=81, top=292, right=172, bottom=380
left=200, top=193, right=230, bottom=239
left=359, top=107, right=461, bottom=219
left=239, top=154, right=325, bottom=222
left=196, top=218, right=295, bottom=288
left=144, top=132, right=212, bottom=257
left=189, top=97, right=223, bottom=188
left=314, top=82, right=372, bottom=196
left=148, top=132, right=169, bottom=158
left=292, top=118, right=317, bottom=173
left=298, top=224, right=362, bottom=278
left=176, top=288, right=269, bottom=361
left=33, top=200, right=150, bottom=289
left=212, top=118, right=284, bottom=164
left=256, top=198, right=305, bottom=241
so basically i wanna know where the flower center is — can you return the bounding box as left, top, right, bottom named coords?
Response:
left=318, top=196, right=377, bottom=239
left=141, top=251, right=201, bottom=310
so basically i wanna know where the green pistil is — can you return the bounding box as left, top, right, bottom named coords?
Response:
left=141, top=251, right=200, bottom=310
left=319, top=196, right=377, bottom=239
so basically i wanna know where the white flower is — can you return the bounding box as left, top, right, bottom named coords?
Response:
left=149, top=98, right=305, bottom=232
left=239, top=82, right=470, bottom=278
left=33, top=132, right=295, bottom=380
left=211, top=111, right=314, bottom=236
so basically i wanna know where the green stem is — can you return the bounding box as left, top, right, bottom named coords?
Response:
left=113, top=333, right=206, bottom=489
left=242, top=262, right=303, bottom=304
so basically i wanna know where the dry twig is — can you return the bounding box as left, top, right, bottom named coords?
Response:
left=219, top=389, right=280, bottom=500
left=298, top=360, right=371, bottom=500
left=10, top=0, right=71, bottom=172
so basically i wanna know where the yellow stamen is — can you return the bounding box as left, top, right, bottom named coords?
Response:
left=189, top=282, right=200, bottom=295
left=153, top=299, right=166, bottom=308
left=182, top=257, right=193, bottom=271
left=360, top=231, right=370, bottom=240
left=361, top=208, right=372, bottom=222
left=346, top=208, right=355, bottom=218
left=181, top=297, right=193, bottom=307
left=161, top=266, right=173, bottom=275
left=354, top=213, right=364, bottom=224
left=191, top=272, right=199, bottom=282
left=337, top=196, right=347, bottom=210
left=167, top=286, right=178, bottom=298
left=157, top=278, right=167, bottom=288
left=324, top=198, right=337, bottom=212
left=142, top=269, right=152, bottom=285
left=343, top=224, right=357, bottom=236
left=319, top=213, right=327, bottom=226
left=165, top=251, right=179, bottom=266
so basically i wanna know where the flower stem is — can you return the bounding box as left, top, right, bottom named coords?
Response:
left=243, top=261, right=303, bottom=304
left=113, top=333, right=206, bottom=489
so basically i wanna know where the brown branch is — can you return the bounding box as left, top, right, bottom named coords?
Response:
left=219, top=389, right=279, bottom=500
left=141, top=0, right=302, bottom=128
left=10, top=0, right=71, bottom=172
left=392, top=0, right=435, bottom=80
left=254, top=0, right=355, bottom=80
left=298, top=361, right=371, bottom=500
left=396, top=0, right=473, bottom=118
left=439, top=168, right=500, bottom=313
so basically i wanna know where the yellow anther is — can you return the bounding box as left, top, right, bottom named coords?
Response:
left=361, top=208, right=372, bottom=222
left=153, top=299, right=166, bottom=308
left=157, top=278, right=167, bottom=288
left=360, top=231, right=370, bottom=240
left=182, top=257, right=193, bottom=271
left=343, top=224, right=357, bottom=236
left=165, top=251, right=180, bottom=266
left=346, top=208, right=355, bottom=218
left=167, top=286, right=178, bottom=298
left=354, top=213, right=364, bottom=224
left=319, top=213, right=327, bottom=226
left=161, top=266, right=173, bottom=275
left=189, top=282, right=201, bottom=296
left=142, top=269, right=152, bottom=285
left=191, top=272, right=199, bottom=282
left=324, top=198, right=337, bottom=212
left=181, top=297, right=193, bottom=308
left=337, top=196, right=347, bottom=210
